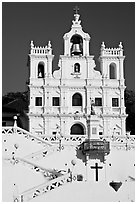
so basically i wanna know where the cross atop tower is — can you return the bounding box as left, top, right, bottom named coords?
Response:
left=73, top=6, right=79, bottom=14
left=72, top=6, right=81, bottom=26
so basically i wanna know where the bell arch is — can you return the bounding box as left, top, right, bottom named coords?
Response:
left=109, top=63, right=117, bottom=79
left=70, top=123, right=85, bottom=135
left=70, top=34, right=83, bottom=55
left=38, top=62, right=44, bottom=78
left=72, top=92, right=82, bottom=106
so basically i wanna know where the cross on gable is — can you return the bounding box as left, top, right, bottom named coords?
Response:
left=73, top=6, right=79, bottom=14
left=91, top=163, right=103, bottom=181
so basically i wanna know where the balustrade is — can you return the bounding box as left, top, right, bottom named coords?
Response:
left=2, top=126, right=52, bottom=148
left=17, top=173, right=71, bottom=202
left=103, top=135, right=135, bottom=150
left=104, top=49, right=120, bottom=56
left=42, top=134, right=87, bottom=144
left=31, top=48, right=48, bottom=55
left=30, top=40, right=52, bottom=55
left=14, top=157, right=57, bottom=178
left=24, top=146, right=58, bottom=160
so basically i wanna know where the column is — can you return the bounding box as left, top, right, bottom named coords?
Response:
left=46, top=117, right=50, bottom=136
left=47, top=55, right=54, bottom=77
left=121, top=117, right=126, bottom=136
left=87, top=116, right=92, bottom=140
left=119, top=57, right=125, bottom=80
left=102, top=87, right=107, bottom=114
left=86, top=89, right=91, bottom=114
left=43, top=117, right=46, bottom=135
left=43, top=87, right=47, bottom=113
left=120, top=88, right=126, bottom=114
left=103, top=118, right=108, bottom=137
left=86, top=58, right=90, bottom=78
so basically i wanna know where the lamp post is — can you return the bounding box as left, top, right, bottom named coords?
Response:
left=85, top=153, right=90, bottom=182
left=71, top=159, right=76, bottom=181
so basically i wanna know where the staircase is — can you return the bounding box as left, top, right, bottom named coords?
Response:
left=14, top=157, right=65, bottom=179
left=15, top=172, right=71, bottom=202
left=2, top=126, right=52, bottom=148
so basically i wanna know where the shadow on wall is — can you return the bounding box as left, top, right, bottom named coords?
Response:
left=76, top=144, right=106, bottom=163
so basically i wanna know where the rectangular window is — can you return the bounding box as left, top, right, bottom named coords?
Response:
left=52, top=97, right=60, bottom=106
left=95, top=98, right=102, bottom=106
left=99, top=132, right=103, bottom=135
left=35, top=97, right=42, bottom=106
left=92, top=127, right=97, bottom=134
left=112, top=98, right=119, bottom=107
left=52, top=132, right=56, bottom=135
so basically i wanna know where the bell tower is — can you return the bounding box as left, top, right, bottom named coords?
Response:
left=55, top=7, right=99, bottom=81
left=63, top=8, right=90, bottom=57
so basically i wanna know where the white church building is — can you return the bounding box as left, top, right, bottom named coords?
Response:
left=2, top=8, right=135, bottom=202
left=27, top=10, right=127, bottom=139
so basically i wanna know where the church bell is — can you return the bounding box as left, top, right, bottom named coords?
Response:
left=71, top=44, right=82, bottom=55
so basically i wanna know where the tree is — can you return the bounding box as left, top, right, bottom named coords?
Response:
left=2, top=91, right=29, bottom=106
left=124, top=89, right=135, bottom=135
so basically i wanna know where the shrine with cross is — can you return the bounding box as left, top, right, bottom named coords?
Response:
left=90, top=163, right=103, bottom=182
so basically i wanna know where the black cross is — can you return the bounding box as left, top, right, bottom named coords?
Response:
left=73, top=6, right=79, bottom=14
left=90, top=163, right=103, bottom=181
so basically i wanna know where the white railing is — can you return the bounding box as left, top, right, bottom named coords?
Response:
left=16, top=173, right=71, bottom=202
left=42, top=134, right=87, bottom=144
left=14, top=157, right=59, bottom=178
left=31, top=47, right=49, bottom=55
left=101, top=48, right=123, bottom=56
left=103, top=135, right=135, bottom=150
left=104, top=48, right=121, bottom=55
left=24, top=145, right=59, bottom=160
left=30, top=41, right=52, bottom=55
left=64, top=135, right=86, bottom=143
left=2, top=126, right=52, bottom=148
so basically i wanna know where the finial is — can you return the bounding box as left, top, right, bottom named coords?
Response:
left=30, top=40, right=34, bottom=49
left=47, top=41, right=51, bottom=49
left=119, top=42, right=123, bottom=49
left=73, top=5, right=79, bottom=14
left=13, top=116, right=17, bottom=127
left=101, top=41, right=105, bottom=49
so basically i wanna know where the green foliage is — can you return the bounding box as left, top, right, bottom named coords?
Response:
left=2, top=91, right=29, bottom=106
left=125, top=89, right=135, bottom=134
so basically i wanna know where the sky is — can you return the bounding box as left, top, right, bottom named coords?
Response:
left=2, top=2, right=135, bottom=95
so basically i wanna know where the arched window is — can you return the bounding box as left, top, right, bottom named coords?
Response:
left=72, top=93, right=82, bottom=106
left=70, top=123, right=84, bottom=135
left=109, top=63, right=117, bottom=79
left=70, top=34, right=83, bottom=56
left=38, top=62, right=44, bottom=78
left=74, top=63, right=80, bottom=73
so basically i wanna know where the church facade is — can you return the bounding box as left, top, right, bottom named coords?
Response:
left=27, top=11, right=127, bottom=139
